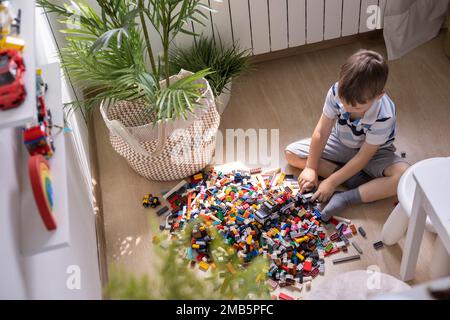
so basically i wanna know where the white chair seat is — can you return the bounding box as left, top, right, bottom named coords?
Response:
left=382, top=157, right=450, bottom=279
left=397, top=158, right=444, bottom=233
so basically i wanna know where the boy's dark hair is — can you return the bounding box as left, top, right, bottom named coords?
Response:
left=338, top=49, right=388, bottom=106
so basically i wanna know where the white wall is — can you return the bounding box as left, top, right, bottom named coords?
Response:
left=0, top=5, right=101, bottom=299
left=22, top=135, right=101, bottom=299
left=0, top=128, right=29, bottom=299
left=0, top=116, right=101, bottom=300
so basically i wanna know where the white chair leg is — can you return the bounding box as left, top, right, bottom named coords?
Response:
left=381, top=203, right=409, bottom=246
left=430, top=236, right=450, bottom=279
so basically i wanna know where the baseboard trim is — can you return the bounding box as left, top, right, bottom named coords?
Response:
left=250, top=30, right=383, bottom=64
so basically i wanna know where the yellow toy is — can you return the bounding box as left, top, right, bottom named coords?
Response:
left=0, top=1, right=24, bottom=51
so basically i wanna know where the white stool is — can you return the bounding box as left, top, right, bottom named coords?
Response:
left=381, top=158, right=450, bottom=278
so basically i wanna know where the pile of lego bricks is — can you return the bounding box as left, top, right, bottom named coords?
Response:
left=160, top=167, right=362, bottom=290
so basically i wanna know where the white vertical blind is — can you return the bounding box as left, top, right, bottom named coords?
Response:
left=193, top=0, right=214, bottom=39
left=287, top=0, right=306, bottom=47
left=324, top=0, right=343, bottom=40
left=249, top=0, right=270, bottom=54
left=229, top=0, right=253, bottom=52
left=306, top=0, right=324, bottom=43
left=342, top=0, right=361, bottom=36
left=268, top=0, right=288, bottom=51
left=169, top=0, right=383, bottom=55
left=210, top=0, right=233, bottom=45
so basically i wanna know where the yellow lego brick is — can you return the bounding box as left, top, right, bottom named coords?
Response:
left=193, top=173, right=203, bottom=180
left=276, top=173, right=286, bottom=186
left=247, top=235, right=252, bottom=245
left=1, top=36, right=25, bottom=51
left=295, top=236, right=309, bottom=244
left=198, top=261, right=209, bottom=271
left=296, top=252, right=305, bottom=261
left=192, top=244, right=200, bottom=249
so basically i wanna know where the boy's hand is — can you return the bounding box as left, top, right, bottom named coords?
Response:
left=298, top=168, right=318, bottom=192
left=311, top=178, right=336, bottom=202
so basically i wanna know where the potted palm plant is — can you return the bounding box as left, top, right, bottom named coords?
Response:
left=38, top=0, right=221, bottom=181
left=170, top=35, right=252, bottom=115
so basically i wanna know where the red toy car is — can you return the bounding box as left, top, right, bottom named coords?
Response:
left=0, top=48, right=26, bottom=110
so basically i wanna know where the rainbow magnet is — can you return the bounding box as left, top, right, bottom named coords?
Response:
left=28, top=155, right=57, bottom=230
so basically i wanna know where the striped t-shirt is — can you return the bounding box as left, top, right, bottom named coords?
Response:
left=323, top=82, right=396, bottom=149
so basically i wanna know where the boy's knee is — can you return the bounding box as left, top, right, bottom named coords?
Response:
left=285, top=150, right=296, bottom=163
left=285, top=150, right=307, bottom=167
left=385, top=162, right=410, bottom=179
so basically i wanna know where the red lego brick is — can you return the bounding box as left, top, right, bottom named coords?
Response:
left=324, top=248, right=340, bottom=256
left=303, top=260, right=312, bottom=272
left=279, top=292, right=294, bottom=300
left=329, top=217, right=339, bottom=226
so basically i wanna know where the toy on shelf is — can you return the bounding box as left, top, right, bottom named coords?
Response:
left=23, top=69, right=55, bottom=158
left=142, top=194, right=160, bottom=208
left=0, top=48, right=25, bottom=110
left=0, top=1, right=25, bottom=51
left=28, top=154, right=57, bottom=230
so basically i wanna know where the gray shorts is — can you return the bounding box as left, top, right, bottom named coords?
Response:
left=285, top=133, right=408, bottom=178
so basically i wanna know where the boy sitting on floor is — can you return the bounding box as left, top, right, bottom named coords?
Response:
left=285, top=49, right=410, bottom=221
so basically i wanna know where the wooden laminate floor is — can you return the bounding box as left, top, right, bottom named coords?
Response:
left=92, top=33, right=450, bottom=297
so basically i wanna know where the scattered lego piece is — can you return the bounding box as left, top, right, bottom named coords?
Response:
left=250, top=167, right=262, bottom=175
left=303, top=259, right=312, bottom=272
left=305, top=281, right=311, bottom=291
left=318, top=263, right=325, bottom=275
left=352, top=241, right=363, bottom=254
left=358, top=226, right=367, bottom=238
left=332, top=254, right=361, bottom=264
left=401, top=152, right=406, bottom=158
left=158, top=168, right=366, bottom=290
left=328, top=217, right=340, bottom=226
left=162, top=180, right=187, bottom=200
left=293, top=282, right=303, bottom=292
left=142, top=194, right=160, bottom=208
left=279, top=292, right=294, bottom=300
left=267, top=279, right=278, bottom=290
left=192, top=172, right=203, bottom=181
left=373, top=241, right=384, bottom=250
left=156, top=206, right=169, bottom=216
left=350, top=224, right=357, bottom=235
